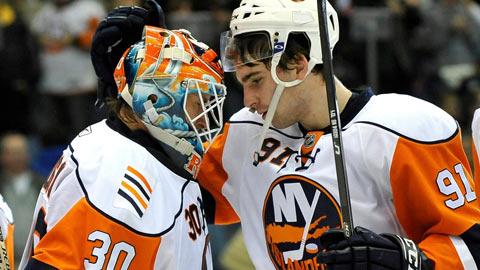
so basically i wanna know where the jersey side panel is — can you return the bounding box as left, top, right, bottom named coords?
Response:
left=7, top=223, right=13, bottom=269
left=33, top=197, right=161, bottom=269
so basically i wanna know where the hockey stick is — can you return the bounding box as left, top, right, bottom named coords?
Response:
left=0, top=227, right=10, bottom=270
left=317, top=0, right=354, bottom=238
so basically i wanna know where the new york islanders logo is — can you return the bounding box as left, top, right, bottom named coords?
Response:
left=263, top=175, right=341, bottom=270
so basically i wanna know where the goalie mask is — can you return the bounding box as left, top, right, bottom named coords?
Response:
left=114, top=26, right=226, bottom=172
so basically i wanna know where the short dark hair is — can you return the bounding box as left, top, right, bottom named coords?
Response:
left=105, top=96, right=129, bottom=117
left=235, top=31, right=323, bottom=74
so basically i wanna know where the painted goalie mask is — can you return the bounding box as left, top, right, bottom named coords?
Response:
left=114, top=26, right=227, bottom=168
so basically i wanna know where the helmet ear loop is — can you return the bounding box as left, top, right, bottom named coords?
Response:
left=270, top=53, right=316, bottom=88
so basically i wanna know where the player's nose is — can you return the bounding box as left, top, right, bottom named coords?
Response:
left=195, top=117, right=207, bottom=130
left=243, top=86, right=257, bottom=110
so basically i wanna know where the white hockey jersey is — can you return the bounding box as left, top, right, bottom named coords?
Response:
left=20, top=119, right=212, bottom=270
left=471, top=108, right=480, bottom=200
left=199, top=90, right=480, bottom=270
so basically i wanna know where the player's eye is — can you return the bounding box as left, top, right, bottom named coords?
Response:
left=249, top=77, right=262, bottom=87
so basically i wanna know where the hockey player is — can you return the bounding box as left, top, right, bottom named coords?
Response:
left=203, top=1, right=480, bottom=269
left=0, top=194, right=14, bottom=270
left=19, top=25, right=226, bottom=269
left=200, top=1, right=480, bottom=269
left=90, top=1, right=480, bottom=269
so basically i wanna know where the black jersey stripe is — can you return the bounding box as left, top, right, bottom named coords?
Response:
left=460, top=223, right=480, bottom=267
left=118, top=189, right=144, bottom=217
left=353, top=121, right=459, bottom=145
left=124, top=173, right=150, bottom=201
left=228, top=120, right=304, bottom=139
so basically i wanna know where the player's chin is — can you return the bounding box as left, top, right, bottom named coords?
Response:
left=271, top=117, right=294, bottom=130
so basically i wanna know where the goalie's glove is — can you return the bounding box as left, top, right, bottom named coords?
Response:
left=317, top=226, right=433, bottom=270
left=91, top=0, right=166, bottom=105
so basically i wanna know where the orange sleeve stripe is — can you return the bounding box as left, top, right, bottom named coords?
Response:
left=127, top=166, right=152, bottom=193
left=390, top=131, right=480, bottom=242
left=6, top=224, right=13, bottom=270
left=198, top=123, right=240, bottom=224
left=121, top=181, right=148, bottom=209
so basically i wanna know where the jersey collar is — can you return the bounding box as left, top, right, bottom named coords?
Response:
left=106, top=115, right=194, bottom=180
left=299, top=88, right=374, bottom=136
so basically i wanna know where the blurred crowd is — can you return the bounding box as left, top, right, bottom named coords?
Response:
left=0, top=0, right=479, bottom=268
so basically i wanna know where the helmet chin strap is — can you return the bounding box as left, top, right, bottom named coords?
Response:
left=143, top=122, right=197, bottom=156
left=253, top=83, right=285, bottom=166
left=144, top=122, right=203, bottom=178
left=252, top=55, right=317, bottom=166
left=122, top=86, right=202, bottom=176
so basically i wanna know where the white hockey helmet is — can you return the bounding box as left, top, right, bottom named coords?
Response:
left=220, top=0, right=339, bottom=84
left=220, top=0, right=340, bottom=165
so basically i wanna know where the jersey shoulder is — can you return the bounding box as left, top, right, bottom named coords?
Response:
left=351, top=94, right=458, bottom=142
left=67, top=121, right=192, bottom=234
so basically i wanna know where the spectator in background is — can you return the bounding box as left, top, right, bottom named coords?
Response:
left=0, top=0, right=40, bottom=135
left=14, top=0, right=43, bottom=25
left=30, top=0, right=105, bottom=146
left=0, top=132, right=44, bottom=268
left=413, top=0, right=480, bottom=123
left=167, top=0, right=234, bottom=52
left=167, top=0, right=218, bottom=50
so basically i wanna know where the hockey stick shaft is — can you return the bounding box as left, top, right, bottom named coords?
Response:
left=317, top=0, right=354, bottom=238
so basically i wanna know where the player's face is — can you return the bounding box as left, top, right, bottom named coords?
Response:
left=236, top=61, right=302, bottom=129
left=185, top=93, right=209, bottom=131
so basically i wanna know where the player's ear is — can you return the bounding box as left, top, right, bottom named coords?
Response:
left=293, top=54, right=309, bottom=80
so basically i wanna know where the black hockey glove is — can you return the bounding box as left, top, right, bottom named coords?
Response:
left=90, top=0, right=166, bottom=105
left=317, top=227, right=433, bottom=270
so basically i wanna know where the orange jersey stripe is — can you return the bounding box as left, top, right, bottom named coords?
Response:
left=121, top=181, right=148, bottom=209
left=198, top=123, right=240, bottom=224
left=127, top=166, right=152, bottom=193
left=32, top=197, right=161, bottom=270
left=6, top=224, right=13, bottom=270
